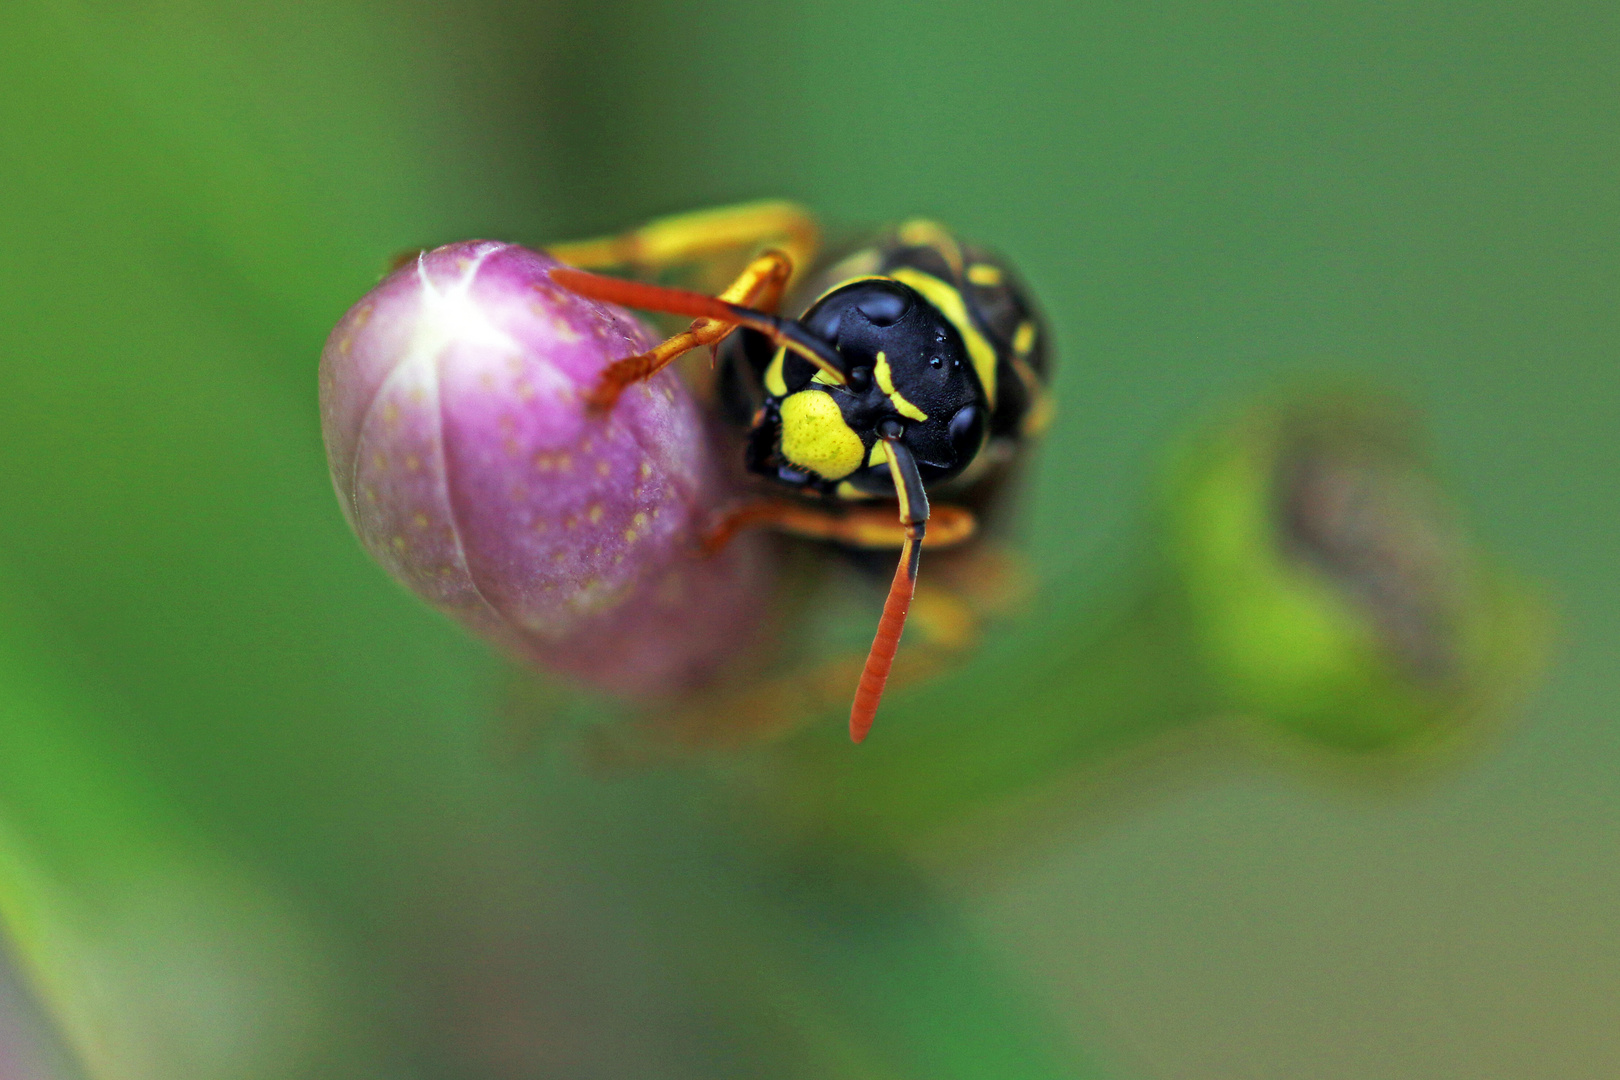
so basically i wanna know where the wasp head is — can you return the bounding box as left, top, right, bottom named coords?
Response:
left=768, top=278, right=988, bottom=493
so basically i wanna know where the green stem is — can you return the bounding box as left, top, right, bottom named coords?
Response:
left=588, top=768, right=1110, bottom=1080
left=758, top=572, right=1214, bottom=854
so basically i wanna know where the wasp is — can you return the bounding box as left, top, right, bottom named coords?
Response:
left=548, top=201, right=1052, bottom=742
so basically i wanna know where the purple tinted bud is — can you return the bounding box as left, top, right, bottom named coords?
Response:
left=320, top=241, right=769, bottom=696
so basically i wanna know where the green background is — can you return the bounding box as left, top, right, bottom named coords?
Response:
left=0, top=1, right=1615, bottom=1077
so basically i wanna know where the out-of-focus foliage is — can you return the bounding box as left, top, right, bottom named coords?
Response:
left=0, top=0, right=1615, bottom=1078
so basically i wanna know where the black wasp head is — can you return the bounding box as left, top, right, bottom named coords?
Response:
left=793, top=278, right=988, bottom=490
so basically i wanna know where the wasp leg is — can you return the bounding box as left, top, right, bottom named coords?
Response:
left=548, top=200, right=820, bottom=290
left=700, top=499, right=977, bottom=555
left=585, top=249, right=795, bottom=411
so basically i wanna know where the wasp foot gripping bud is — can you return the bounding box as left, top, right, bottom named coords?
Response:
left=319, top=241, right=769, bottom=697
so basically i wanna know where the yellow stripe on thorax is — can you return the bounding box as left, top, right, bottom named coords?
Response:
left=966, top=263, right=1003, bottom=287
left=1012, top=320, right=1037, bottom=356
left=896, top=219, right=964, bottom=277
left=888, top=267, right=998, bottom=409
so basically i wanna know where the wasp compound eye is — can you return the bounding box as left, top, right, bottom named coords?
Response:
left=801, top=278, right=918, bottom=343
left=948, top=403, right=986, bottom=464
left=852, top=282, right=912, bottom=326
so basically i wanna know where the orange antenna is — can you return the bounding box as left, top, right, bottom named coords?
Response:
left=850, top=437, right=929, bottom=743
left=548, top=266, right=847, bottom=385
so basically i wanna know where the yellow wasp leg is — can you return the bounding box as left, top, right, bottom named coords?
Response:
left=548, top=200, right=820, bottom=289
left=700, top=500, right=978, bottom=556
left=584, top=249, right=795, bottom=411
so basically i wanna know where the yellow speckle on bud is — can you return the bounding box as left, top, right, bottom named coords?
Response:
left=413, top=512, right=429, bottom=528
left=596, top=461, right=611, bottom=477
left=404, top=453, right=421, bottom=471
left=549, top=313, right=582, bottom=343
left=588, top=504, right=603, bottom=524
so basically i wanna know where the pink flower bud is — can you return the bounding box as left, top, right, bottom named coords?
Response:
left=319, top=241, right=769, bottom=696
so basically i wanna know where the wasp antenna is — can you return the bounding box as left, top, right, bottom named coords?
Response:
left=548, top=266, right=737, bottom=322
left=548, top=266, right=847, bottom=385
left=850, top=438, right=929, bottom=743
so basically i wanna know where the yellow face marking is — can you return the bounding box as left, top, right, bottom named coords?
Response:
left=812, top=369, right=841, bottom=387
left=1013, top=320, right=1037, bottom=355
left=888, top=267, right=998, bottom=409
left=764, top=346, right=788, bottom=397
left=779, top=390, right=865, bottom=480
left=873, top=351, right=928, bottom=421
left=868, top=440, right=889, bottom=467
left=966, top=263, right=1004, bottom=287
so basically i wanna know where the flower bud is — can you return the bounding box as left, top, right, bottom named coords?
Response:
left=319, top=241, right=769, bottom=696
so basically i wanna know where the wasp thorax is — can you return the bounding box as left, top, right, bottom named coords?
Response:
left=772, top=279, right=987, bottom=492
